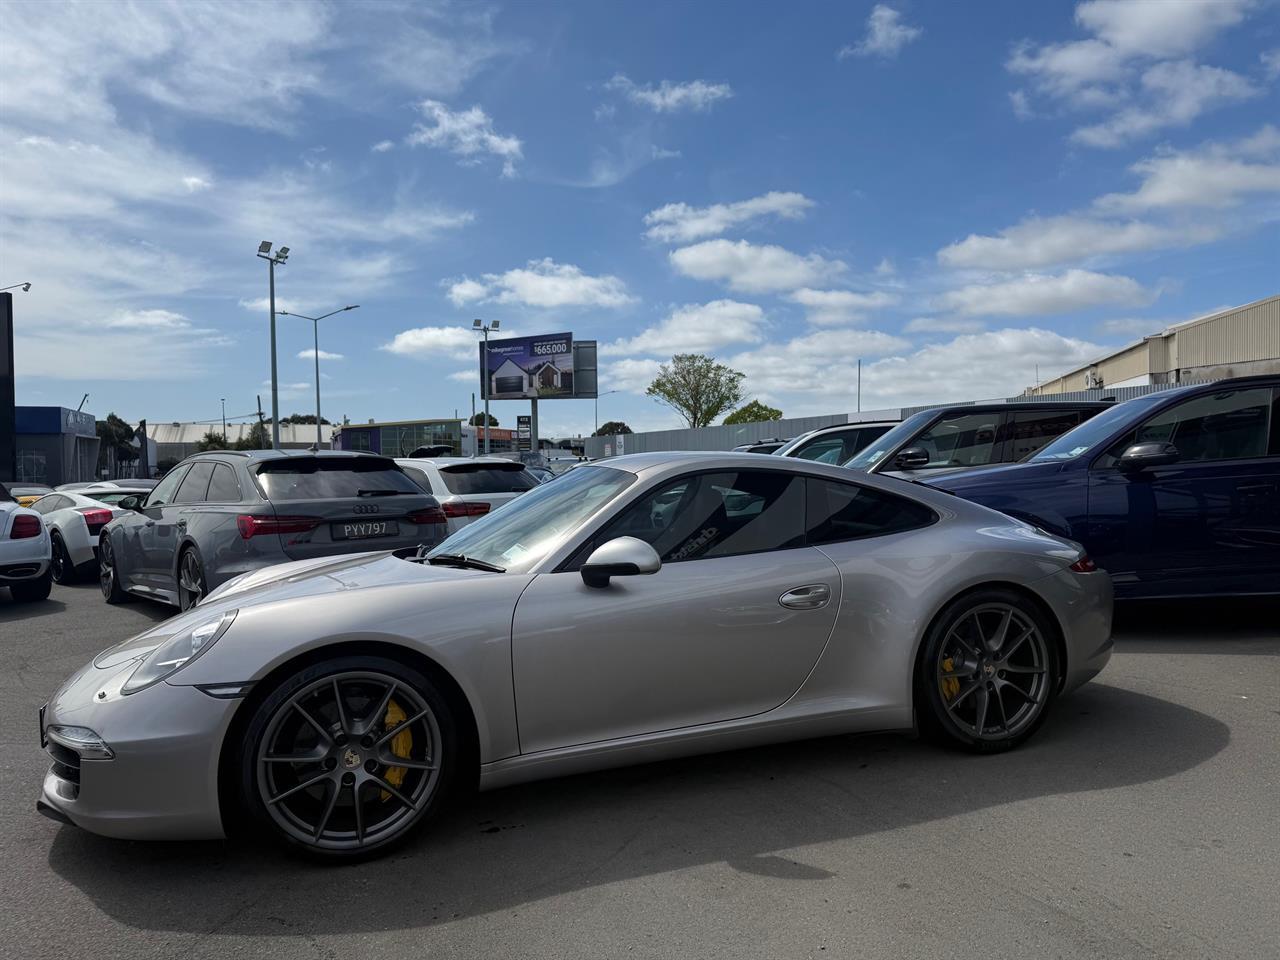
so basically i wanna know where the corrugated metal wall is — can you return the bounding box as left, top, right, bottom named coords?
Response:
left=1176, top=296, right=1280, bottom=368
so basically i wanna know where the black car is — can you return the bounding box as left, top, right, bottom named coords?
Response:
left=844, top=401, right=1113, bottom=480
left=99, top=450, right=448, bottom=610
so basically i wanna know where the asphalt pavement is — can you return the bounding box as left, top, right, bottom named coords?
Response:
left=1, top=580, right=1277, bottom=960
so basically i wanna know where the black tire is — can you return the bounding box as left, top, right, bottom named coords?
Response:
left=915, top=587, right=1060, bottom=754
left=10, top=567, right=53, bottom=603
left=99, top=536, right=132, bottom=604
left=176, top=548, right=206, bottom=611
left=237, top=655, right=458, bottom=861
left=50, top=532, right=75, bottom=585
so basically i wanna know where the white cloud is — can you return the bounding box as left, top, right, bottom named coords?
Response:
left=601, top=301, right=766, bottom=357
left=938, top=214, right=1216, bottom=270
left=838, top=5, right=923, bottom=59
left=1095, top=125, right=1280, bottom=211
left=380, top=326, right=483, bottom=361
left=904, top=317, right=986, bottom=335
left=1095, top=317, right=1164, bottom=337
left=874, top=257, right=896, bottom=276
left=670, top=239, right=847, bottom=294
left=607, top=357, right=665, bottom=393
left=100, top=309, right=191, bottom=330
left=1075, top=0, right=1251, bottom=58
left=298, top=349, right=344, bottom=361
left=446, top=259, right=634, bottom=309
left=604, top=74, right=733, bottom=113
left=406, top=100, right=522, bottom=177
left=447, top=369, right=477, bottom=382
left=371, top=139, right=395, bottom=153
left=1071, top=60, right=1258, bottom=148
left=939, top=269, right=1153, bottom=317
left=729, top=328, right=913, bottom=400
left=643, top=192, right=815, bottom=243
left=1263, top=49, right=1280, bottom=79
left=787, top=288, right=898, bottom=326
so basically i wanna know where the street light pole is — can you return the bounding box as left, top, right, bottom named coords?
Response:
left=278, top=305, right=360, bottom=448
left=220, top=398, right=226, bottom=440
left=472, top=318, right=500, bottom=456
left=255, top=242, right=290, bottom=449
left=594, top=389, right=620, bottom=435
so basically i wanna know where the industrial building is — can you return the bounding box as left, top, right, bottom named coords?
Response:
left=11, top=406, right=99, bottom=485
left=144, top=421, right=330, bottom=466
left=331, top=418, right=463, bottom=457
left=1025, top=295, right=1279, bottom=396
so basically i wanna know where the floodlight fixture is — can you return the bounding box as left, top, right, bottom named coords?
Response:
left=490, top=319, right=500, bottom=330
left=258, top=240, right=272, bottom=254
left=473, top=318, right=482, bottom=329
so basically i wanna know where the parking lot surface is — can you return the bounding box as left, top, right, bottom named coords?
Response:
left=2, top=582, right=1277, bottom=960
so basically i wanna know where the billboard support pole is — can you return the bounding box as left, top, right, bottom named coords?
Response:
left=482, top=326, right=491, bottom=455
left=470, top=392, right=476, bottom=458
left=530, top=398, right=539, bottom=462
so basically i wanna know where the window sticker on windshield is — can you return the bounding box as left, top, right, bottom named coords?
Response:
left=500, top=543, right=530, bottom=563
left=868, top=450, right=886, bottom=463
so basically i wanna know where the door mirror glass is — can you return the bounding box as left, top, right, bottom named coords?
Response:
left=894, top=446, right=930, bottom=469
left=118, top=495, right=143, bottom=511
left=581, top=536, right=661, bottom=588
left=1117, top=442, right=1180, bottom=472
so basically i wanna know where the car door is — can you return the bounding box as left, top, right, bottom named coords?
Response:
left=511, top=469, right=841, bottom=754
left=1085, top=385, right=1278, bottom=596
left=140, top=463, right=210, bottom=589
left=888, top=411, right=1010, bottom=478
left=119, top=464, right=189, bottom=588
left=998, top=408, right=1087, bottom=463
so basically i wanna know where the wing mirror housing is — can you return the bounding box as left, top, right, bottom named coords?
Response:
left=118, top=495, right=143, bottom=511
left=1118, top=442, right=1180, bottom=472
left=581, top=536, right=661, bottom=588
left=894, top=446, right=930, bottom=470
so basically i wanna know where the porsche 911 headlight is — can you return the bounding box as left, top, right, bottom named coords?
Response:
left=121, top=610, right=237, bottom=694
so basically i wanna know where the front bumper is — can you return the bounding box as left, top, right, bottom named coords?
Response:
left=37, top=658, right=240, bottom=840
left=1034, top=566, right=1114, bottom=694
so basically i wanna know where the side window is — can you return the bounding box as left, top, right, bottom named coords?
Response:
left=593, top=471, right=805, bottom=563
left=399, top=466, right=436, bottom=494
left=805, top=478, right=936, bottom=545
left=1099, top=387, right=1273, bottom=467
left=205, top=463, right=242, bottom=503
left=172, top=462, right=215, bottom=504
left=914, top=413, right=1004, bottom=468
left=144, top=465, right=189, bottom=507
left=1001, top=409, right=1083, bottom=462
left=1270, top=387, right=1280, bottom=456
left=31, top=495, right=64, bottom=515
left=794, top=435, right=849, bottom=464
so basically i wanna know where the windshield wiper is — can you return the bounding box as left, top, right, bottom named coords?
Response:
left=425, top=553, right=506, bottom=573
left=357, top=489, right=411, bottom=497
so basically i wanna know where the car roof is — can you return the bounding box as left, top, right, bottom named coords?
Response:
left=183, top=448, right=391, bottom=463
left=394, top=456, right=520, bottom=465
left=912, top=400, right=1114, bottom=416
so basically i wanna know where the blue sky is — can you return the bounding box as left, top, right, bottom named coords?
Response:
left=2, top=0, right=1278, bottom=437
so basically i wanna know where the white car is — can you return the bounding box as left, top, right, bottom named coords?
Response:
left=26, top=491, right=124, bottom=584
left=395, top=457, right=540, bottom=533
left=1, top=481, right=53, bottom=602
left=76, top=484, right=153, bottom=507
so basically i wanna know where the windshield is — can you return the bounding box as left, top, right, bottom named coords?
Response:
left=1029, top=396, right=1164, bottom=462
left=426, top=464, right=635, bottom=573
left=254, top=457, right=422, bottom=500
left=844, top=411, right=934, bottom=469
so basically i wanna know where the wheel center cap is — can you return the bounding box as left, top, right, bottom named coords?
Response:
left=341, top=748, right=362, bottom=768
left=982, top=662, right=996, bottom=678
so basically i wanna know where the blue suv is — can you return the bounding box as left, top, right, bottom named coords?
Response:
left=926, top=376, right=1280, bottom=599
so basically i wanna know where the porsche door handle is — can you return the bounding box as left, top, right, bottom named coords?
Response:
left=779, top=584, right=831, bottom=610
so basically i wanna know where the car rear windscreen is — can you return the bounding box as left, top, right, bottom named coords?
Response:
left=254, top=458, right=423, bottom=501
left=440, top=463, right=539, bottom=495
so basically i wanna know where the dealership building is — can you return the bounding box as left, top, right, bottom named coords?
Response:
left=1025, top=295, right=1279, bottom=396
left=331, top=418, right=464, bottom=456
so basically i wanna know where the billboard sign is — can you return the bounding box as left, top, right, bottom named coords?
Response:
left=516, top=414, right=532, bottom=452
left=481, top=332, right=574, bottom=400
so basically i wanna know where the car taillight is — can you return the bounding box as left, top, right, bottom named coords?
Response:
left=442, top=501, right=490, bottom=518
left=1069, top=555, right=1098, bottom=573
left=407, top=506, right=448, bottom=525
left=10, top=515, right=42, bottom=539
left=76, top=507, right=113, bottom=527
left=236, top=515, right=321, bottom=539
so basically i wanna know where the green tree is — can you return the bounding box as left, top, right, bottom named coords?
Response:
left=96, top=413, right=137, bottom=477
left=234, top=421, right=271, bottom=450
left=593, top=420, right=632, bottom=437
left=724, top=400, right=783, bottom=425
left=280, top=413, right=331, bottom=425
left=195, top=430, right=228, bottom=452
left=646, top=354, right=745, bottom=429
left=469, top=412, right=499, bottom=426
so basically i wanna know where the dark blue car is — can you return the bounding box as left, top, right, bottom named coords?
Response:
left=926, top=376, right=1280, bottom=599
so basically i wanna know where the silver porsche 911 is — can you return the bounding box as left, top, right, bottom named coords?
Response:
left=38, top=452, right=1112, bottom=859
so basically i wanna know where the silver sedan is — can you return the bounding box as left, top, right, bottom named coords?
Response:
left=38, top=452, right=1113, bottom=859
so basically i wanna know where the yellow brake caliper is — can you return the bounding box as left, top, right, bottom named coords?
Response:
left=940, top=656, right=960, bottom=702
left=381, top=699, right=413, bottom=800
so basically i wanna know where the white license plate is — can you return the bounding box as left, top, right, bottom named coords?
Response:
left=332, top=520, right=399, bottom=540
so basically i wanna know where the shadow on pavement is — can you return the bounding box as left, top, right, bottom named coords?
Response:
left=0, top=593, right=69, bottom=623
left=1115, top=597, right=1280, bottom=652
left=45, top=682, right=1229, bottom=936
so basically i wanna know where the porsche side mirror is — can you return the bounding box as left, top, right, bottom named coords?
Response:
left=581, top=536, right=661, bottom=589
left=1118, top=442, right=1180, bottom=472
left=894, top=446, right=930, bottom=469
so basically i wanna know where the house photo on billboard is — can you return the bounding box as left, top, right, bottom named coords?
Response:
left=482, top=332, right=575, bottom=399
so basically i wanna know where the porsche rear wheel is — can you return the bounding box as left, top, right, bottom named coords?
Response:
left=239, top=656, right=456, bottom=860
left=917, top=589, right=1058, bottom=753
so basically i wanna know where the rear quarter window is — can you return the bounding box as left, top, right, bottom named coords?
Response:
left=805, top=478, right=937, bottom=544
left=440, top=465, right=539, bottom=495
left=254, top=458, right=423, bottom=501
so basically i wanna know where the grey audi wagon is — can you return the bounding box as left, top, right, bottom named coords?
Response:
left=99, top=450, right=448, bottom=610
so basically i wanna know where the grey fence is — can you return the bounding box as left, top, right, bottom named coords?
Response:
left=585, top=379, right=1216, bottom=458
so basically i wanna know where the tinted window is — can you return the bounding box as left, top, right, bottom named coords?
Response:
left=0, top=482, right=11, bottom=503
left=89, top=492, right=129, bottom=505
left=30, top=495, right=68, bottom=514
left=440, top=464, right=539, bottom=494
left=254, top=457, right=422, bottom=501
left=794, top=435, right=847, bottom=463
left=206, top=463, right=242, bottom=502
left=144, top=465, right=189, bottom=507
left=914, top=412, right=1004, bottom=468
left=1097, top=387, right=1272, bottom=467
left=805, top=478, right=936, bottom=544
left=845, top=411, right=933, bottom=469
left=399, top=465, right=437, bottom=495
left=1002, top=409, right=1084, bottom=462
left=173, top=462, right=215, bottom=503
left=1030, top=395, right=1167, bottom=462
left=598, top=471, right=804, bottom=563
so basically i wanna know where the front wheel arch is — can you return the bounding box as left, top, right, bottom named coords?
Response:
left=217, top=639, right=481, bottom=838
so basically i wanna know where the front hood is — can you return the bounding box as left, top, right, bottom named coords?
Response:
left=923, top=459, right=1066, bottom=492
